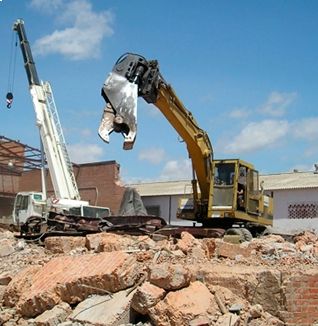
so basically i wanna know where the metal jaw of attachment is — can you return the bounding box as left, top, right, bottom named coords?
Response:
left=98, top=72, right=138, bottom=150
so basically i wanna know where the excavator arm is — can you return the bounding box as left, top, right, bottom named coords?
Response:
left=99, top=53, right=214, bottom=220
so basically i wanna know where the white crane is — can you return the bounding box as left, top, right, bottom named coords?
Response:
left=12, top=19, right=110, bottom=227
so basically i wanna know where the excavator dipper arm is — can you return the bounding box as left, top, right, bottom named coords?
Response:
left=99, top=53, right=214, bottom=219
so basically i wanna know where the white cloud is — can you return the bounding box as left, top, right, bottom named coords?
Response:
left=258, top=91, right=297, bottom=117
left=80, top=128, right=92, bottom=137
left=138, top=147, right=166, bottom=165
left=33, top=0, right=114, bottom=60
left=290, top=164, right=314, bottom=172
left=304, top=146, right=318, bottom=158
left=229, top=108, right=251, bottom=119
left=292, top=117, right=318, bottom=141
left=160, top=159, right=192, bottom=180
left=200, top=93, right=214, bottom=104
left=30, top=0, right=63, bottom=12
left=224, top=119, right=289, bottom=154
left=67, top=143, right=104, bottom=163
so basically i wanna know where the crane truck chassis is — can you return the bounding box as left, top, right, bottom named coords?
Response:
left=98, top=53, right=273, bottom=238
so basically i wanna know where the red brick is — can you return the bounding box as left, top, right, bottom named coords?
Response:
left=132, top=282, right=166, bottom=314
left=215, top=240, right=252, bottom=259
left=149, top=263, right=191, bottom=290
left=281, top=271, right=318, bottom=325
left=176, top=232, right=201, bottom=254
left=44, top=236, right=86, bottom=253
left=148, top=281, right=218, bottom=326
left=12, top=252, right=138, bottom=318
left=3, top=265, right=42, bottom=307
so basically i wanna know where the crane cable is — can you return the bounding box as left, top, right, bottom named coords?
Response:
left=6, top=30, right=18, bottom=109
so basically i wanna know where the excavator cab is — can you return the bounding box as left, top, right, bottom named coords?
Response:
left=211, top=159, right=273, bottom=227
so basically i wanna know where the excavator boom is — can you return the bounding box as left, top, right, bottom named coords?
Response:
left=99, top=53, right=214, bottom=219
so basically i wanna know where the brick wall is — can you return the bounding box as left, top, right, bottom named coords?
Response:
left=0, top=141, right=25, bottom=174
left=0, top=197, right=15, bottom=218
left=0, top=174, right=19, bottom=195
left=282, top=271, right=318, bottom=326
left=201, top=266, right=318, bottom=326
left=74, top=161, right=125, bottom=214
left=19, top=161, right=125, bottom=215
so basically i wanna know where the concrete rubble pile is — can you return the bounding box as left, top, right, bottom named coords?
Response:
left=0, top=227, right=318, bottom=326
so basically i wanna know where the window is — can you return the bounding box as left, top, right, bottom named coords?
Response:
left=288, top=202, right=318, bottom=219
left=214, top=163, right=235, bottom=185
left=16, top=195, right=29, bottom=211
left=33, top=194, right=43, bottom=201
left=248, top=170, right=259, bottom=195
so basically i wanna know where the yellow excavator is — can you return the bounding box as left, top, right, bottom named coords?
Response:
left=98, top=53, right=273, bottom=238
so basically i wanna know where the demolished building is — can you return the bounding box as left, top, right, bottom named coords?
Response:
left=0, top=136, right=126, bottom=219
left=0, top=228, right=318, bottom=325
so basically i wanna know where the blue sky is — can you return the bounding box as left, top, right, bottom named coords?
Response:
left=1, top=0, right=318, bottom=183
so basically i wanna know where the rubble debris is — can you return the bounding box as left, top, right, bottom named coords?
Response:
left=0, top=227, right=317, bottom=325
left=69, top=291, right=135, bottom=326
left=249, top=304, right=264, bottom=318
left=0, top=273, right=12, bottom=286
left=215, top=312, right=240, bottom=326
left=131, top=282, right=166, bottom=315
left=0, top=238, right=15, bottom=257
left=148, top=281, right=219, bottom=326
left=4, top=252, right=139, bottom=317
left=31, top=301, right=72, bottom=326
left=44, top=236, right=87, bottom=254
left=215, top=239, right=252, bottom=259
left=149, top=263, right=191, bottom=291
left=3, top=265, right=42, bottom=307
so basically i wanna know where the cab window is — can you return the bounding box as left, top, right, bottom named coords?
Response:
left=33, top=194, right=43, bottom=201
left=214, top=163, right=235, bottom=185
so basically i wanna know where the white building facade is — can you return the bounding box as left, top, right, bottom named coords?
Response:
left=130, top=171, right=318, bottom=233
left=261, top=171, right=318, bottom=233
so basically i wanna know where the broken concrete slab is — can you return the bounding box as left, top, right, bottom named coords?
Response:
left=69, top=290, right=135, bottom=326
left=215, top=239, right=252, bottom=259
left=189, top=316, right=211, bottom=326
left=215, top=312, right=240, bottom=326
left=149, top=262, right=191, bottom=290
left=176, top=231, right=202, bottom=255
left=31, top=302, right=72, bottom=326
left=249, top=304, right=264, bottom=318
left=3, top=265, right=42, bottom=307
left=131, top=281, right=166, bottom=314
left=252, top=271, right=281, bottom=317
left=0, top=272, right=12, bottom=285
left=6, top=252, right=138, bottom=318
left=86, top=232, right=133, bottom=252
left=0, top=239, right=15, bottom=257
left=148, top=281, right=219, bottom=326
left=44, top=237, right=86, bottom=254
left=201, top=238, right=216, bottom=259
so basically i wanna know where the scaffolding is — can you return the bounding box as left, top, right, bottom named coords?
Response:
left=0, top=135, right=43, bottom=176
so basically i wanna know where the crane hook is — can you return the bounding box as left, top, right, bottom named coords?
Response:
left=6, top=92, right=13, bottom=109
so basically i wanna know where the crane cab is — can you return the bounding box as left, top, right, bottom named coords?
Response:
left=12, top=192, right=46, bottom=227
